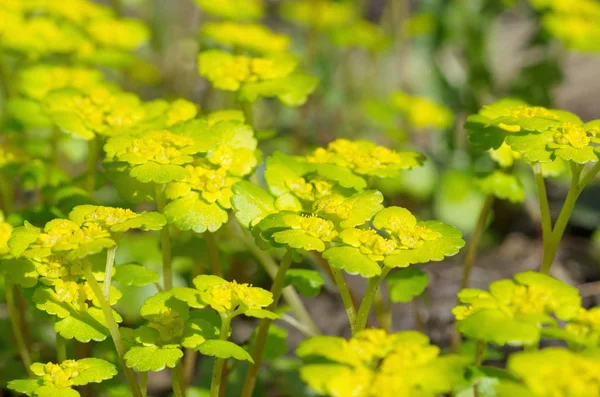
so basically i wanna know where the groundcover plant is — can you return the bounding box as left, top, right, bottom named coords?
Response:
left=1, top=0, right=600, bottom=396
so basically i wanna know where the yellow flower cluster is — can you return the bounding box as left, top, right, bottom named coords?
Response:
left=0, top=219, right=13, bottom=256
left=384, top=213, right=441, bottom=250
left=391, top=92, right=454, bottom=129
left=202, top=22, right=290, bottom=54
left=312, top=194, right=353, bottom=219
left=339, top=228, right=397, bottom=262
left=35, top=255, right=72, bottom=280
left=453, top=272, right=581, bottom=322
left=16, top=65, right=104, bottom=101
left=307, top=139, right=421, bottom=176
left=290, top=214, right=338, bottom=242
left=54, top=279, right=95, bottom=311
left=530, top=0, right=600, bottom=52
left=565, top=307, right=600, bottom=347
left=164, top=99, right=198, bottom=127
left=34, top=220, right=109, bottom=252
left=280, top=0, right=358, bottom=29
left=76, top=207, right=138, bottom=228
left=167, top=163, right=236, bottom=207
left=286, top=176, right=334, bottom=202
left=0, top=0, right=148, bottom=61
left=85, top=18, right=149, bottom=51
left=198, top=50, right=297, bottom=91
left=200, top=278, right=273, bottom=313
left=35, top=361, right=81, bottom=389
left=553, top=122, right=592, bottom=149
left=108, top=130, right=197, bottom=166
left=0, top=145, right=19, bottom=169
left=299, top=330, right=454, bottom=397
left=148, top=305, right=187, bottom=343
left=194, top=0, right=264, bottom=20
left=479, top=102, right=559, bottom=133
left=509, top=348, right=600, bottom=397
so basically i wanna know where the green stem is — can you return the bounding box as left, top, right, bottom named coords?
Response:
left=155, top=185, right=173, bottom=290
left=82, top=264, right=142, bottom=397
left=111, top=0, right=123, bottom=15
left=330, top=267, right=357, bottom=334
left=86, top=138, right=98, bottom=195
left=533, top=163, right=552, bottom=239
left=140, top=372, right=148, bottom=397
left=5, top=280, right=33, bottom=376
left=57, top=335, right=67, bottom=362
left=373, top=288, right=391, bottom=333
left=103, top=246, right=118, bottom=301
left=183, top=349, right=197, bottom=389
left=242, top=102, right=254, bottom=128
left=46, top=127, right=61, bottom=188
left=460, top=195, right=494, bottom=290
left=171, top=362, right=185, bottom=397
left=235, top=225, right=320, bottom=335
left=240, top=250, right=294, bottom=397
left=354, top=267, right=391, bottom=333
left=0, top=54, right=13, bottom=100
left=580, top=161, right=600, bottom=187
left=0, top=174, right=14, bottom=216
left=540, top=162, right=583, bottom=274
left=205, top=232, right=222, bottom=277
left=210, top=313, right=232, bottom=397
left=473, top=340, right=485, bottom=397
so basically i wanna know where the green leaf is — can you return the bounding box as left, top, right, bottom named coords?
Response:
left=476, top=171, right=525, bottom=203
left=299, top=364, right=355, bottom=396
left=231, top=181, right=276, bottom=228
left=163, top=193, right=229, bottom=233
left=54, top=308, right=117, bottom=343
left=314, top=163, right=367, bottom=191
left=284, top=269, right=325, bottom=297
left=8, top=222, right=41, bottom=257
left=140, top=291, right=189, bottom=321
left=272, top=229, right=327, bottom=252
left=387, top=267, right=429, bottom=303
left=0, top=258, right=38, bottom=287
left=50, top=111, right=95, bottom=140
left=129, top=162, right=189, bottom=184
left=36, top=385, right=80, bottom=397
left=196, top=340, right=254, bottom=363
left=105, top=163, right=156, bottom=203
left=264, top=152, right=313, bottom=197
left=457, top=309, right=540, bottom=346
left=171, top=287, right=205, bottom=309
left=505, top=131, right=554, bottom=163
left=494, top=381, right=536, bottom=397
left=323, top=246, right=381, bottom=277
left=247, top=325, right=288, bottom=361
left=70, top=358, right=118, bottom=385
left=124, top=345, right=184, bottom=372
left=296, top=336, right=353, bottom=365
left=113, top=264, right=159, bottom=286
left=239, top=72, right=319, bottom=106
left=244, top=308, right=280, bottom=319
left=7, top=379, right=42, bottom=396
left=181, top=311, right=221, bottom=349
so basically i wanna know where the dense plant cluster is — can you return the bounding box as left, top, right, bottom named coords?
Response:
left=1, top=0, right=600, bottom=397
